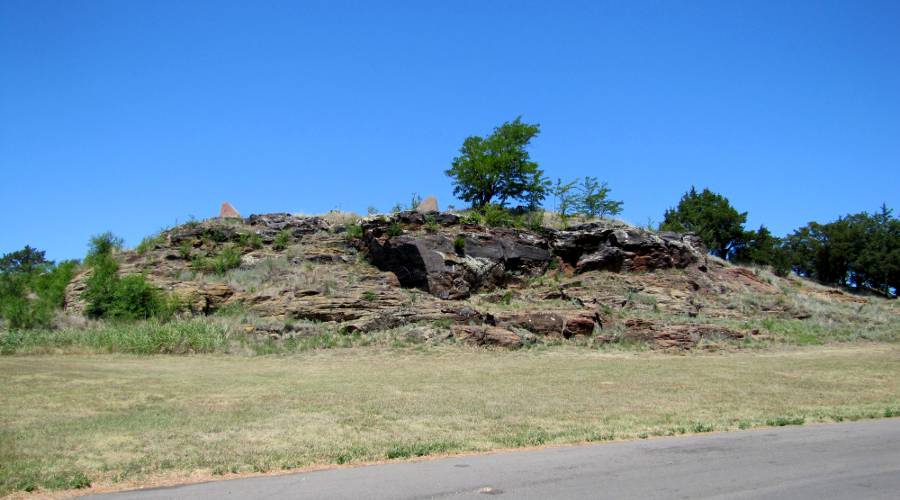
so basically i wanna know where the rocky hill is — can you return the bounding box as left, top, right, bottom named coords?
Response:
left=64, top=210, right=895, bottom=349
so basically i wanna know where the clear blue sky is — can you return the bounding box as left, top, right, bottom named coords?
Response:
left=2, top=1, right=899, bottom=262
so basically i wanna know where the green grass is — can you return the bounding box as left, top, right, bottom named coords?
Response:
left=1, top=345, right=898, bottom=496
left=0, top=318, right=230, bottom=355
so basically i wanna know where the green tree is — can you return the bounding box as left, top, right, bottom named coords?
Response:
left=783, top=205, right=899, bottom=295
left=661, top=187, right=748, bottom=259
left=552, top=178, right=578, bottom=223
left=0, top=245, right=51, bottom=275
left=576, top=176, right=623, bottom=219
left=446, top=117, right=549, bottom=209
left=0, top=246, right=76, bottom=329
left=82, top=232, right=169, bottom=320
left=733, top=225, right=791, bottom=276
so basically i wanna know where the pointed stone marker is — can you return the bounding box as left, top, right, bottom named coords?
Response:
left=219, top=202, right=241, bottom=219
left=416, top=196, right=438, bottom=213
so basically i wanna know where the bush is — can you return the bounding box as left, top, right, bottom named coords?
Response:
left=82, top=232, right=177, bottom=321
left=136, top=233, right=166, bottom=255
left=482, top=204, right=513, bottom=227
left=239, top=232, right=263, bottom=250
left=345, top=224, right=364, bottom=240
left=460, top=211, right=483, bottom=226
left=453, top=235, right=466, bottom=253
left=424, top=216, right=438, bottom=233
left=273, top=230, right=291, bottom=250
left=387, top=222, right=403, bottom=237
left=192, top=245, right=243, bottom=275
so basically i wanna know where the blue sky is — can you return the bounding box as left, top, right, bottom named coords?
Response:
left=2, top=0, right=898, bottom=262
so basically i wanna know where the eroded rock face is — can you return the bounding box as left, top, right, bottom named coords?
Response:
left=551, top=222, right=705, bottom=273
left=362, top=216, right=704, bottom=301
left=363, top=218, right=551, bottom=299
left=246, top=213, right=330, bottom=242
left=496, top=311, right=601, bottom=338
left=451, top=325, right=539, bottom=348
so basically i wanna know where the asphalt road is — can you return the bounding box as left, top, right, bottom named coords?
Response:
left=89, top=419, right=900, bottom=499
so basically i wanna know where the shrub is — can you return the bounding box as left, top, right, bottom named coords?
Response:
left=387, top=222, right=403, bottom=237
left=238, top=232, right=263, bottom=250
left=192, top=245, right=243, bottom=275
left=460, top=211, right=483, bottom=226
left=519, top=210, right=545, bottom=231
left=424, top=216, right=438, bottom=233
left=178, top=242, right=192, bottom=259
left=273, top=230, right=291, bottom=250
left=361, top=291, right=377, bottom=301
left=135, top=233, right=166, bottom=255
left=482, top=204, right=513, bottom=227
left=345, top=224, right=364, bottom=240
left=82, top=232, right=177, bottom=321
left=453, top=235, right=466, bottom=253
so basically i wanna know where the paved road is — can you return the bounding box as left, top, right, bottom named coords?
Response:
left=90, top=419, right=900, bottom=499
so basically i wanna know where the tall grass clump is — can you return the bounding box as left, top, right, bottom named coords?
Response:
left=1, top=318, right=230, bottom=355
left=135, top=232, right=166, bottom=255
left=191, top=245, right=243, bottom=275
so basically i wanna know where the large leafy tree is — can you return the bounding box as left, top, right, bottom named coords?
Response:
left=661, top=187, right=748, bottom=259
left=446, top=117, right=549, bottom=209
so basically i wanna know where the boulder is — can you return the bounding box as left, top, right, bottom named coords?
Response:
left=415, top=196, right=439, bottom=213
left=364, top=226, right=552, bottom=299
left=219, top=202, right=241, bottom=219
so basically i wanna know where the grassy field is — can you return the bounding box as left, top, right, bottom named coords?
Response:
left=2, top=345, right=899, bottom=497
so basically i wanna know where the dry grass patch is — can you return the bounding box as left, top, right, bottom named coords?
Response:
left=1, top=345, right=899, bottom=496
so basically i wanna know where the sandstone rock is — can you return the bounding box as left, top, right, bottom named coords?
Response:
left=451, top=325, right=537, bottom=348
left=415, top=196, right=439, bottom=213
left=621, top=318, right=747, bottom=349
left=497, top=311, right=600, bottom=338
left=219, top=202, right=241, bottom=219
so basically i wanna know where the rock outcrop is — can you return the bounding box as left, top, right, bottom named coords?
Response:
left=550, top=222, right=704, bottom=273
left=62, top=209, right=818, bottom=350
left=363, top=216, right=551, bottom=299
left=361, top=215, right=704, bottom=301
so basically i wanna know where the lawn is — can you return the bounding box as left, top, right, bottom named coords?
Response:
left=2, top=345, right=899, bottom=497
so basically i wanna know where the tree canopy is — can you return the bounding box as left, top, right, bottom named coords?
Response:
left=445, top=117, right=549, bottom=209
left=783, top=205, right=898, bottom=296
left=0, top=246, right=75, bottom=329
left=661, top=187, right=748, bottom=259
